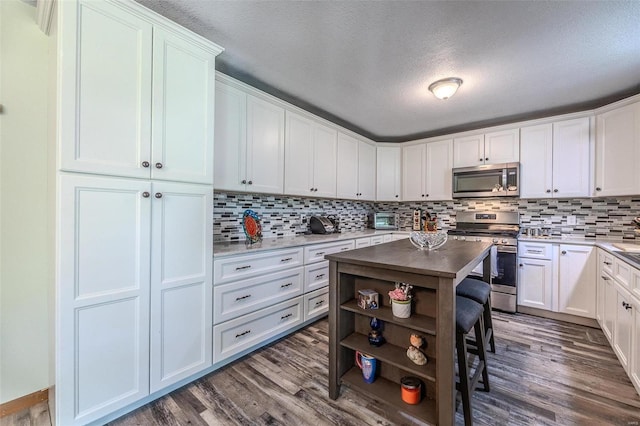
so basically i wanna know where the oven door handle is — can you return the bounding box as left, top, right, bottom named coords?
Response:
left=496, top=245, right=517, bottom=254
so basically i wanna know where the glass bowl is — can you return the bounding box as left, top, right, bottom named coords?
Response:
left=409, top=231, right=447, bottom=250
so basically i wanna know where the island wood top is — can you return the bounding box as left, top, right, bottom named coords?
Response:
left=325, top=238, right=492, bottom=280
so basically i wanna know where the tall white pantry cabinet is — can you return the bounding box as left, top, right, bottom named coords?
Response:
left=53, top=1, right=223, bottom=425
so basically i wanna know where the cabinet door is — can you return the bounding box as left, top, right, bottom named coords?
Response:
left=214, top=82, right=247, bottom=192
left=58, top=174, right=150, bottom=425
left=402, top=144, right=426, bottom=201
left=484, top=129, right=520, bottom=165
left=151, top=28, right=218, bottom=184
left=284, top=111, right=314, bottom=196
left=517, top=258, right=553, bottom=310
left=425, top=139, right=453, bottom=200
left=603, top=273, right=616, bottom=342
left=312, top=123, right=337, bottom=198
left=552, top=117, right=590, bottom=197
left=613, top=284, right=633, bottom=372
left=357, top=141, right=377, bottom=200
left=336, top=133, right=359, bottom=199
left=150, top=182, right=213, bottom=392
left=58, top=0, right=152, bottom=179
left=453, top=134, right=484, bottom=167
left=520, top=124, right=553, bottom=198
left=558, top=245, right=596, bottom=318
left=247, top=95, right=285, bottom=194
left=631, top=298, right=640, bottom=393
left=376, top=146, right=402, bottom=201
left=595, top=102, right=640, bottom=196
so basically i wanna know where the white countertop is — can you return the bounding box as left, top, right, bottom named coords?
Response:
left=213, top=229, right=409, bottom=257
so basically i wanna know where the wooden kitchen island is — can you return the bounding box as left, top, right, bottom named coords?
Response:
left=326, top=238, right=492, bottom=425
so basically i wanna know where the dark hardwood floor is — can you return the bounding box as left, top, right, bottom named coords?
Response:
left=3, top=312, right=640, bottom=425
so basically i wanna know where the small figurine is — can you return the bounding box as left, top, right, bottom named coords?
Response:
left=368, top=317, right=386, bottom=347
left=406, top=346, right=427, bottom=365
left=406, top=333, right=428, bottom=365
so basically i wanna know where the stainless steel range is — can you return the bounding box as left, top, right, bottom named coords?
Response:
left=448, top=211, right=519, bottom=313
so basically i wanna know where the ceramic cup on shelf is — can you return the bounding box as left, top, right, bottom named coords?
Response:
left=391, top=299, right=411, bottom=318
left=355, top=351, right=377, bottom=383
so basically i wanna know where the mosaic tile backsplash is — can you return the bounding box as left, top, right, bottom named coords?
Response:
left=213, top=192, right=640, bottom=242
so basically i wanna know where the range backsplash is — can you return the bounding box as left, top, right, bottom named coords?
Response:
left=213, top=192, right=640, bottom=242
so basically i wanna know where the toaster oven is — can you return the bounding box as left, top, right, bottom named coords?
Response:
left=369, top=212, right=399, bottom=230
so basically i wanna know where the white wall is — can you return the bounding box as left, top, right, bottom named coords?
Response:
left=0, top=0, right=51, bottom=404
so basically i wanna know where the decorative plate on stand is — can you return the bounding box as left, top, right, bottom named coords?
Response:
left=242, top=209, right=263, bottom=243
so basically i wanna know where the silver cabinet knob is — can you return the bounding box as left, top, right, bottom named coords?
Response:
left=596, top=187, right=602, bottom=191
left=248, top=180, right=253, bottom=185
left=142, top=192, right=150, bottom=198
left=546, top=189, right=551, bottom=193
left=485, top=157, right=489, bottom=161
left=155, top=162, right=163, bottom=169
left=561, top=250, right=567, bottom=255
left=141, top=161, right=150, bottom=168
left=241, top=180, right=247, bottom=184
left=155, top=192, right=163, bottom=199
left=554, top=189, right=559, bottom=193
left=395, top=195, right=399, bottom=198
left=479, top=158, right=483, bottom=161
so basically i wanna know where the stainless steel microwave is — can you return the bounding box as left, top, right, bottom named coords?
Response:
left=452, top=163, right=520, bottom=198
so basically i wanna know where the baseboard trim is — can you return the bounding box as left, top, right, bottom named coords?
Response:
left=517, top=306, right=599, bottom=328
left=0, top=388, right=49, bottom=418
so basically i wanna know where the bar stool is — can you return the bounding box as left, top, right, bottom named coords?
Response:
left=456, top=295, right=491, bottom=426
left=456, top=277, right=496, bottom=353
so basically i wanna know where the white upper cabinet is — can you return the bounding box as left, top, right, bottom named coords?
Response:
left=336, top=133, right=376, bottom=200
left=453, top=129, right=519, bottom=167
left=214, top=82, right=285, bottom=194
left=59, top=0, right=221, bottom=183
left=151, top=28, right=216, bottom=184
left=402, top=139, right=453, bottom=201
left=376, top=146, right=402, bottom=201
left=595, top=101, right=640, bottom=196
left=520, top=117, right=590, bottom=198
left=551, top=118, right=590, bottom=197
left=285, top=112, right=337, bottom=198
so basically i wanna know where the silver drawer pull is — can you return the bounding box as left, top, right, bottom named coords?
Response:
left=316, top=251, right=325, bottom=256
left=280, top=257, right=293, bottom=262
left=528, top=250, right=543, bottom=254
left=280, top=313, right=293, bottom=320
left=315, top=273, right=326, bottom=279
left=280, top=282, right=293, bottom=288
left=604, top=261, right=612, bottom=266
left=235, top=330, right=251, bottom=338
left=235, top=294, right=251, bottom=301
left=235, top=265, right=251, bottom=271
left=340, top=247, right=349, bottom=251
left=601, top=276, right=610, bottom=280
left=314, top=300, right=325, bottom=306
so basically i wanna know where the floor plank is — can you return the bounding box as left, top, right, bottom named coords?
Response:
left=3, top=312, right=640, bottom=425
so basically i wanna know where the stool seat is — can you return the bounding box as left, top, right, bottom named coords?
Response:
left=457, top=277, right=496, bottom=354
left=456, top=296, right=484, bottom=333
left=456, top=278, right=490, bottom=304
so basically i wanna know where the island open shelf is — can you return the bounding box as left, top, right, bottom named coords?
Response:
left=327, top=239, right=492, bottom=425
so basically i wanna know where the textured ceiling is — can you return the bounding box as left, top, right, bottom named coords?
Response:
left=136, top=0, right=640, bottom=141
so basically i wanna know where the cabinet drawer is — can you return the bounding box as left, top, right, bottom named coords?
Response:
left=214, top=247, right=303, bottom=284
left=304, top=240, right=355, bottom=264
left=371, top=235, right=385, bottom=245
left=213, top=297, right=303, bottom=363
left=518, top=242, right=552, bottom=260
left=304, top=287, right=329, bottom=321
left=382, top=234, right=393, bottom=243
left=600, top=250, right=614, bottom=276
left=213, top=267, right=304, bottom=324
left=614, top=258, right=632, bottom=289
left=304, top=261, right=329, bottom=292
left=355, top=237, right=371, bottom=248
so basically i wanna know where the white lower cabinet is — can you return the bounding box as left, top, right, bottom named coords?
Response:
left=58, top=174, right=212, bottom=424
left=603, top=270, right=617, bottom=342
left=355, top=237, right=371, bottom=248
left=631, top=298, right=640, bottom=394
left=304, top=287, right=330, bottom=321
left=613, top=283, right=634, bottom=372
left=304, top=261, right=329, bottom=292
left=517, top=258, right=553, bottom=310
left=214, top=297, right=303, bottom=362
left=517, top=242, right=595, bottom=318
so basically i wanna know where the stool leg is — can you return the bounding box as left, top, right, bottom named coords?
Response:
left=484, top=296, right=496, bottom=353
left=475, top=317, right=491, bottom=392
left=457, top=330, right=473, bottom=426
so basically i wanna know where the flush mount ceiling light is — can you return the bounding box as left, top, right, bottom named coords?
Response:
left=428, top=77, right=463, bottom=100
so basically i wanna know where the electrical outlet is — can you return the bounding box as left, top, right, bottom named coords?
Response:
left=566, top=215, right=577, bottom=225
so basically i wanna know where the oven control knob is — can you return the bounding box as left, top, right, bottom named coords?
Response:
left=460, top=236, right=466, bottom=241
left=501, top=239, right=508, bottom=244
left=475, top=237, right=481, bottom=242
left=492, top=238, right=499, bottom=243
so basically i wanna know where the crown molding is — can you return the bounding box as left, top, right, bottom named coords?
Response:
left=36, top=0, right=55, bottom=35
